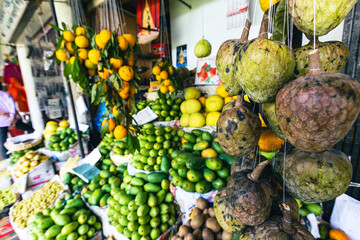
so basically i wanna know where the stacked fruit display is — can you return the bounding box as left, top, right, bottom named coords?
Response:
left=28, top=197, right=102, bottom=240
left=172, top=198, right=232, bottom=240
left=83, top=165, right=126, bottom=207
left=13, top=151, right=48, bottom=178
left=106, top=171, right=177, bottom=239
left=47, top=127, right=78, bottom=152
left=44, top=121, right=70, bottom=140
left=0, top=185, right=17, bottom=210
left=131, top=124, right=181, bottom=172
left=151, top=61, right=183, bottom=94
left=9, top=143, right=43, bottom=166
left=12, top=181, right=63, bottom=228
left=180, top=87, right=205, bottom=127
left=169, top=129, right=231, bottom=193
left=136, top=94, right=183, bottom=121
left=62, top=172, right=87, bottom=193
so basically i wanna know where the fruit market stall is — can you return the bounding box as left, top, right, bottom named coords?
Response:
left=1, top=0, right=360, bottom=239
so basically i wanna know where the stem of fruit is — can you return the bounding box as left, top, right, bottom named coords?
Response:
left=240, top=19, right=252, bottom=42
left=279, top=203, right=297, bottom=235
left=248, top=160, right=270, bottom=181
left=259, top=15, right=269, bottom=39
left=235, top=95, right=242, bottom=105
left=308, top=49, right=322, bottom=74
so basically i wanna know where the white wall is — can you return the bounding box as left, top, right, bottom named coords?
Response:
left=170, top=0, right=344, bottom=70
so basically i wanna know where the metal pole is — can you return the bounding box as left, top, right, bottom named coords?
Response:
left=49, top=0, right=85, bottom=158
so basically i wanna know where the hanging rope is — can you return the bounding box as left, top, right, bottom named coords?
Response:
left=313, top=0, right=316, bottom=49
left=159, top=0, right=171, bottom=62
left=70, top=0, right=86, bottom=26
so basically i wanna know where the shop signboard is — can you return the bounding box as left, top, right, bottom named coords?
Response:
left=0, top=0, right=28, bottom=42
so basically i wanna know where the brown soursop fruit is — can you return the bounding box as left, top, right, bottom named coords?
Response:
left=217, top=96, right=261, bottom=156
left=255, top=203, right=315, bottom=240
left=226, top=161, right=273, bottom=226
left=214, top=190, right=246, bottom=233
left=276, top=49, right=360, bottom=152
left=271, top=192, right=300, bottom=221
left=288, top=0, right=357, bottom=37
left=273, top=148, right=352, bottom=203
left=261, top=102, right=286, bottom=139
left=231, top=151, right=267, bottom=174
left=216, top=19, right=251, bottom=96
left=294, top=39, right=349, bottom=78
left=235, top=16, right=295, bottom=103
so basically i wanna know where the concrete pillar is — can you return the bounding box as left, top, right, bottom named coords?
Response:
left=16, top=33, right=44, bottom=132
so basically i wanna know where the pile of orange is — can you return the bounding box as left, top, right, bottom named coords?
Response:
left=152, top=63, right=176, bottom=94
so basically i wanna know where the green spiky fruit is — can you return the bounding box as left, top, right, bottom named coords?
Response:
left=235, top=18, right=295, bottom=103
left=216, top=20, right=251, bottom=96
left=214, top=190, right=246, bottom=233
left=261, top=102, right=285, bottom=140
left=288, top=0, right=357, bottom=37
left=273, top=149, right=352, bottom=203
left=294, top=40, right=349, bottom=77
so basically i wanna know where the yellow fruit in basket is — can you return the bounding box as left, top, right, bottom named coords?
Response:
left=206, top=111, right=221, bottom=126
left=102, top=118, right=116, bottom=132
left=189, top=113, right=206, bottom=127
left=117, top=35, right=129, bottom=51
left=160, top=71, right=168, bottom=80
left=184, top=99, right=201, bottom=113
left=63, top=30, right=75, bottom=42
left=216, top=84, right=230, bottom=98
left=160, top=86, right=169, bottom=94
left=76, top=27, right=85, bottom=36
left=25, top=151, right=35, bottom=159
left=30, top=161, right=39, bottom=167
left=199, top=97, right=206, bottom=107
left=110, top=57, right=123, bottom=69
left=56, top=49, right=68, bottom=62
left=114, top=125, right=127, bottom=140
left=45, top=125, right=58, bottom=132
left=77, top=48, right=88, bottom=60
left=21, top=167, right=30, bottom=174
left=118, top=66, right=134, bottom=81
left=180, top=113, right=190, bottom=127
left=59, top=120, right=70, bottom=128
left=123, top=34, right=136, bottom=47
left=75, top=35, right=89, bottom=48
left=152, top=66, right=161, bottom=75
left=180, top=101, right=187, bottom=113
left=88, top=49, right=100, bottom=65
left=184, top=87, right=200, bottom=100
left=205, top=95, right=224, bottom=112
left=46, top=121, right=58, bottom=127
left=201, top=148, right=218, bottom=158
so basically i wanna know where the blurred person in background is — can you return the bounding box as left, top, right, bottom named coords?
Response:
left=0, top=83, right=16, bottom=160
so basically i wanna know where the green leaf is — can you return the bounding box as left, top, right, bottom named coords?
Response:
left=101, top=120, right=109, bottom=138
left=63, top=62, right=72, bottom=78
left=46, top=52, right=56, bottom=61
left=127, top=133, right=140, bottom=154
left=91, top=84, right=97, bottom=103
left=270, top=0, right=288, bottom=42
left=62, top=22, right=67, bottom=31
left=50, top=24, right=62, bottom=32
left=56, top=35, right=64, bottom=50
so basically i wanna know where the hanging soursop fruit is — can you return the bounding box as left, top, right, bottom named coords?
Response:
left=261, top=102, right=286, bottom=140
left=217, top=96, right=261, bottom=156
left=271, top=191, right=300, bottom=221
left=214, top=190, right=246, bottom=233
left=276, top=49, right=360, bottom=152
left=273, top=149, right=352, bottom=203
left=234, top=16, right=295, bottom=103
left=216, top=19, right=251, bottom=96
left=254, top=203, right=315, bottom=240
left=294, top=38, right=349, bottom=77
left=288, top=0, right=357, bottom=37
left=226, top=161, right=273, bottom=226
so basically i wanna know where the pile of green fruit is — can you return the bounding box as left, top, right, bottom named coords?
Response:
left=12, top=181, right=63, bottom=228
left=131, top=124, right=182, bottom=172
left=169, top=129, right=232, bottom=193
left=83, top=164, right=127, bottom=207
left=63, top=173, right=87, bottom=193
left=28, top=196, right=102, bottom=240
left=9, top=143, right=43, bottom=166
left=112, top=138, right=131, bottom=156
left=107, top=170, right=177, bottom=239
left=47, top=127, right=78, bottom=152
left=136, top=94, right=183, bottom=121
left=295, top=198, right=323, bottom=217
left=0, top=185, right=17, bottom=210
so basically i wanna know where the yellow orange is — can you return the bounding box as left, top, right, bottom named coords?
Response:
left=156, top=75, right=162, bottom=81
left=114, top=125, right=127, bottom=139
left=113, top=106, right=119, bottom=116
left=199, top=96, right=206, bottom=107
left=152, top=66, right=161, bottom=75
left=63, top=30, right=75, bottom=42
left=88, top=49, right=100, bottom=65
left=123, top=34, right=136, bottom=47
left=75, top=35, right=89, bottom=48
left=55, top=49, right=68, bottom=62
left=77, top=49, right=88, bottom=60
left=119, top=91, right=130, bottom=99
left=102, top=118, right=116, bottom=132
left=95, top=34, right=106, bottom=49
left=118, top=66, right=134, bottom=81
left=76, top=27, right=85, bottom=36
left=168, top=66, right=174, bottom=75
left=160, top=70, right=168, bottom=80
left=224, top=96, right=233, bottom=104
left=160, top=86, right=169, bottom=94
left=110, top=57, right=123, bottom=69
left=168, top=85, right=175, bottom=92
left=216, top=84, right=230, bottom=98
left=65, top=42, right=75, bottom=55
left=117, top=36, right=128, bottom=51
left=85, top=59, right=97, bottom=70
left=127, top=52, right=134, bottom=66
left=99, top=29, right=111, bottom=46
left=98, top=67, right=113, bottom=80
left=163, top=79, right=171, bottom=87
